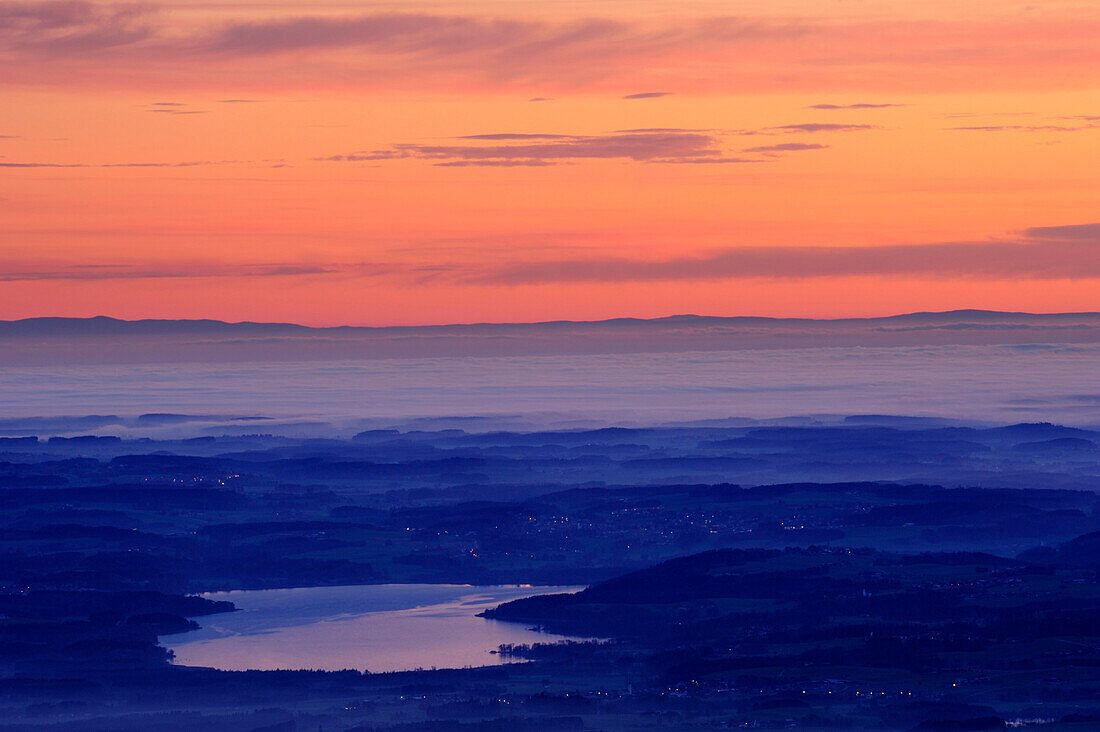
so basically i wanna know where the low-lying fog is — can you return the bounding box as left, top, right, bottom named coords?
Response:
left=1, top=343, right=1097, bottom=438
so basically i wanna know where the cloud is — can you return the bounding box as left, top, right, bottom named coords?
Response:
left=0, top=162, right=84, bottom=168
left=457, top=133, right=572, bottom=140
left=218, top=99, right=260, bottom=103
left=192, top=14, right=803, bottom=65
left=944, top=112, right=1033, bottom=119
left=0, top=1, right=153, bottom=53
left=615, top=127, right=710, bottom=133
left=4, top=6, right=1100, bottom=94
left=146, top=101, right=206, bottom=115
left=0, top=160, right=237, bottom=168
left=319, top=130, right=761, bottom=166
left=434, top=159, right=556, bottom=167
left=742, top=143, right=828, bottom=153
left=201, top=13, right=530, bottom=55
left=7, top=223, right=1096, bottom=286
left=0, top=262, right=334, bottom=282
left=623, top=92, right=671, bottom=99
left=648, top=157, right=761, bottom=165
left=946, top=124, right=1097, bottom=132
left=460, top=223, right=1100, bottom=284
left=729, top=123, right=881, bottom=136
left=320, top=152, right=409, bottom=162
left=99, top=161, right=229, bottom=167
left=1021, top=223, right=1100, bottom=241
left=528, top=97, right=551, bottom=102
left=809, top=103, right=903, bottom=110
left=766, top=123, right=879, bottom=133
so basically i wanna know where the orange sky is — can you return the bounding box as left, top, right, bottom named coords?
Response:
left=1, top=0, right=1099, bottom=325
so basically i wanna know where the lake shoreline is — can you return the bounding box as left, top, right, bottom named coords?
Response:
left=163, top=583, right=589, bottom=674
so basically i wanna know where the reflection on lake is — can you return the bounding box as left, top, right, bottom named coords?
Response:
left=164, top=584, right=584, bottom=673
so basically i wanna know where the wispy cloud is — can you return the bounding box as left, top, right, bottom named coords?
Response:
left=1021, top=223, right=1100, bottom=240
left=0, top=160, right=238, bottom=168
left=319, top=130, right=767, bottom=167
left=457, top=223, right=1100, bottom=284
left=742, top=143, right=828, bottom=153
left=946, top=124, right=1098, bottom=132
left=0, top=1, right=153, bottom=54
left=433, top=159, right=556, bottom=167
left=728, top=123, right=882, bottom=137
left=648, top=157, right=761, bottom=165
left=0, top=262, right=335, bottom=282
left=200, top=13, right=534, bottom=55
left=5, top=5, right=1099, bottom=93
left=6, top=223, right=1096, bottom=285
left=809, top=103, right=903, bottom=110
left=766, top=123, right=879, bottom=133
left=457, top=133, right=572, bottom=140
left=0, top=162, right=84, bottom=168
left=144, top=101, right=206, bottom=115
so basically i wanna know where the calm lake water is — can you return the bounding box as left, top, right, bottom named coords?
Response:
left=164, top=584, right=585, bottom=673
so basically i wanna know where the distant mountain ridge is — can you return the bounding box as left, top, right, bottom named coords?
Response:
left=4, top=309, right=1100, bottom=336
left=1, top=310, right=1098, bottom=365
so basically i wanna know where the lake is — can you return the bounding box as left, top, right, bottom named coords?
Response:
left=163, top=584, right=586, bottom=673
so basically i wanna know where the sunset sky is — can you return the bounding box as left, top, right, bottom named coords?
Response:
left=2, top=0, right=1099, bottom=325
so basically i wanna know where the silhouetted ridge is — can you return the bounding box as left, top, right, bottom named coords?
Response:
left=4, top=310, right=1100, bottom=336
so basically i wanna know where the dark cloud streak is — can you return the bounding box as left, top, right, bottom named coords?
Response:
left=466, top=225, right=1100, bottom=284
left=320, top=131, right=765, bottom=166
left=0, top=263, right=334, bottom=282
left=6, top=224, right=1096, bottom=285
left=0, top=160, right=237, bottom=168
left=768, top=123, right=878, bottom=133
left=946, top=124, right=1097, bottom=132
left=742, top=143, right=828, bottom=152
left=1021, top=223, right=1100, bottom=240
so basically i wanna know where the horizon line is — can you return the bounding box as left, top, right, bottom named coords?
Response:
left=4, top=308, right=1100, bottom=331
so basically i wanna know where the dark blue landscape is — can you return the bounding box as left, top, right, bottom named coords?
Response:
left=2, top=411, right=1100, bottom=729
left=2, top=312, right=1100, bottom=730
